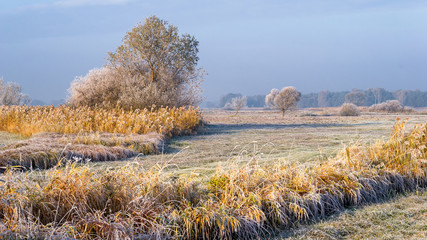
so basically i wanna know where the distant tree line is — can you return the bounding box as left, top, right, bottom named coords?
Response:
left=216, top=88, right=427, bottom=108
left=218, top=93, right=265, bottom=108
left=300, top=88, right=427, bottom=108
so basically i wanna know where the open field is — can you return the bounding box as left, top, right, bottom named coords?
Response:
left=0, top=108, right=426, bottom=239
left=86, top=109, right=427, bottom=176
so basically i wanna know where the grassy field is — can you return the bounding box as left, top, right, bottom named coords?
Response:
left=0, top=108, right=426, bottom=239
left=279, top=189, right=427, bottom=239
left=92, top=109, right=427, bottom=176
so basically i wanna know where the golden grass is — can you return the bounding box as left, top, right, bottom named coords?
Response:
left=0, top=132, right=163, bottom=170
left=0, top=119, right=426, bottom=239
left=0, top=105, right=201, bottom=170
left=0, top=105, right=202, bottom=137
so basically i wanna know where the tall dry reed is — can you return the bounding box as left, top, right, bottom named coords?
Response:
left=0, top=105, right=202, bottom=137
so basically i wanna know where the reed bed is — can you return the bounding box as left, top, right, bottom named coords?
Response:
left=0, top=120, right=426, bottom=239
left=0, top=105, right=202, bottom=137
left=0, top=105, right=201, bottom=170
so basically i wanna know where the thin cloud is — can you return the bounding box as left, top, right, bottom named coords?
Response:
left=54, top=0, right=135, bottom=7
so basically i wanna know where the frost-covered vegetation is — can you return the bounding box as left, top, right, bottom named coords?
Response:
left=0, top=105, right=201, bottom=169
left=0, top=120, right=425, bottom=239
left=0, top=78, right=30, bottom=106
left=266, top=87, right=301, bottom=116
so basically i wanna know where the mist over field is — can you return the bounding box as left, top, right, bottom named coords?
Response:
left=1, top=0, right=427, bottom=103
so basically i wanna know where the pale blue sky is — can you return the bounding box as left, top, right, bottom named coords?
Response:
left=1, top=0, right=427, bottom=103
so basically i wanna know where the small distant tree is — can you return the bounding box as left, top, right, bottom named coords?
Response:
left=317, top=90, right=330, bottom=107
left=0, top=78, right=31, bottom=106
left=230, top=96, right=247, bottom=115
left=345, top=90, right=366, bottom=106
left=219, top=93, right=242, bottom=108
left=266, top=87, right=301, bottom=117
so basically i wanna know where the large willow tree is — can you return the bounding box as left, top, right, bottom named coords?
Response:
left=69, top=16, right=203, bottom=109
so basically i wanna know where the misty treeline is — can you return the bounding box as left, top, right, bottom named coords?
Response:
left=216, top=88, right=427, bottom=108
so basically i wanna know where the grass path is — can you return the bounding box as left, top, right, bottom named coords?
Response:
left=91, top=110, right=426, bottom=238
left=278, top=189, right=427, bottom=239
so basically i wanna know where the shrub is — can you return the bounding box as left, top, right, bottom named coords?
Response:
left=0, top=120, right=426, bottom=238
left=339, top=103, right=360, bottom=116
left=68, top=16, right=203, bottom=110
left=223, top=102, right=233, bottom=110
left=0, top=105, right=201, bottom=137
left=265, top=88, right=279, bottom=108
left=369, top=100, right=411, bottom=113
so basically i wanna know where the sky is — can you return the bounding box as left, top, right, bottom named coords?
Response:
left=1, top=0, right=427, bottom=103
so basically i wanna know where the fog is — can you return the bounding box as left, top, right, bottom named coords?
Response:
left=1, top=0, right=426, bottom=103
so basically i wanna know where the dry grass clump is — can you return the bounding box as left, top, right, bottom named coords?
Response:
left=339, top=103, right=360, bottom=116
left=0, top=120, right=426, bottom=239
left=369, top=100, right=415, bottom=113
left=0, top=105, right=201, bottom=137
left=0, top=132, right=163, bottom=170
